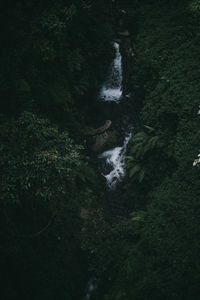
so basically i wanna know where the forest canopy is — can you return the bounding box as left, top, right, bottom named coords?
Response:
left=0, top=0, right=200, bottom=300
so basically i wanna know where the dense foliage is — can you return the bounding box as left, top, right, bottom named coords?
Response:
left=0, top=111, right=92, bottom=299
left=1, top=0, right=200, bottom=299
left=0, top=0, right=115, bottom=132
left=82, top=1, right=200, bottom=300
left=0, top=1, right=114, bottom=299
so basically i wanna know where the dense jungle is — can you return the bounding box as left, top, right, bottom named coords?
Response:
left=1, top=0, right=200, bottom=299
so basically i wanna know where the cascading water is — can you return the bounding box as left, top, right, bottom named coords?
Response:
left=84, top=41, right=132, bottom=300
left=100, top=42, right=122, bottom=102
left=98, top=132, right=132, bottom=188
left=84, top=277, right=96, bottom=300
left=98, top=42, right=132, bottom=188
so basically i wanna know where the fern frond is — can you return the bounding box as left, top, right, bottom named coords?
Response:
left=130, top=143, right=143, bottom=155
left=146, top=136, right=159, bottom=150
left=133, top=132, right=148, bottom=142
left=129, top=164, right=141, bottom=178
left=144, top=125, right=155, bottom=132
left=138, top=168, right=146, bottom=183
left=126, top=156, right=134, bottom=161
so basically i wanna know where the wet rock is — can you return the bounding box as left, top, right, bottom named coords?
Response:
left=114, top=38, right=121, bottom=44
left=87, top=120, right=112, bottom=136
left=92, top=130, right=117, bottom=153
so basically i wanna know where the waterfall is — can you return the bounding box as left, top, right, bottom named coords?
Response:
left=98, top=42, right=132, bottom=188
left=84, top=41, right=132, bottom=300
left=100, top=42, right=122, bottom=102
left=84, top=277, right=96, bottom=300
left=98, top=132, right=132, bottom=188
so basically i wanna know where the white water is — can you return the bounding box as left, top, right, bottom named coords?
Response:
left=100, top=42, right=122, bottom=102
left=84, top=41, right=131, bottom=300
left=84, top=277, right=96, bottom=300
left=98, top=42, right=132, bottom=188
left=98, top=133, right=132, bottom=188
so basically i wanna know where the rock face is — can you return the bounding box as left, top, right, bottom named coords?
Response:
left=86, top=120, right=120, bottom=152
left=92, top=131, right=113, bottom=152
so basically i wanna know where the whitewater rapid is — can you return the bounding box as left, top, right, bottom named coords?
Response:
left=98, top=42, right=132, bottom=188
left=85, top=41, right=132, bottom=300
left=98, top=133, right=132, bottom=188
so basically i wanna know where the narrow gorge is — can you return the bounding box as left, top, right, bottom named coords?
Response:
left=1, top=1, right=200, bottom=300
left=98, top=42, right=133, bottom=188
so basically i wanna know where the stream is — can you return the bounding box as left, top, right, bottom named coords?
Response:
left=84, top=41, right=132, bottom=299
left=98, top=41, right=132, bottom=188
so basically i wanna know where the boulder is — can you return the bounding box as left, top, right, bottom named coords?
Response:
left=86, top=120, right=122, bottom=153
left=87, top=120, right=112, bottom=136
left=92, top=131, right=111, bottom=152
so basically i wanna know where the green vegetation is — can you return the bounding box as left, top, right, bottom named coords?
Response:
left=126, top=129, right=161, bottom=182
left=81, top=1, right=200, bottom=299
left=0, top=111, right=98, bottom=299
left=0, top=1, right=113, bottom=299
left=0, top=0, right=115, bottom=131
left=1, top=0, right=200, bottom=299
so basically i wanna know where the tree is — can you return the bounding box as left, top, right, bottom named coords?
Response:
left=0, top=111, right=89, bottom=299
